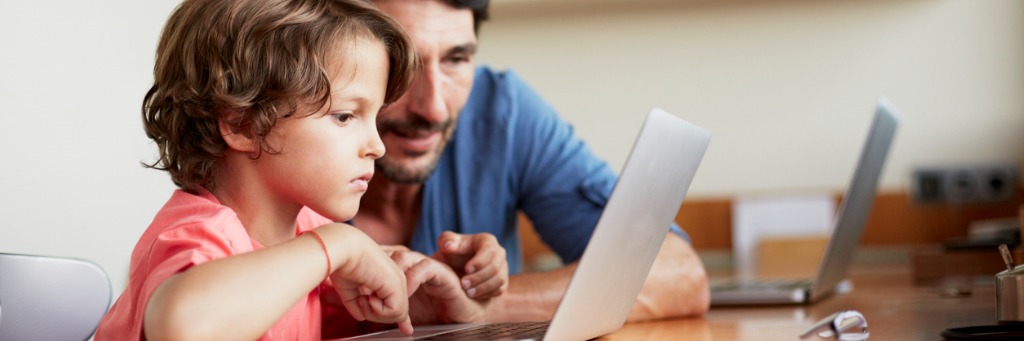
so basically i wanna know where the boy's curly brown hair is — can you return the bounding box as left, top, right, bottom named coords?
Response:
left=142, top=0, right=415, bottom=193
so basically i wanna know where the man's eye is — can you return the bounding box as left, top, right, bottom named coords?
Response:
left=446, top=54, right=471, bottom=64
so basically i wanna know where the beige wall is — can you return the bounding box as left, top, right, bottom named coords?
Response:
left=0, top=0, right=182, bottom=295
left=0, top=0, right=1021, bottom=295
left=478, top=0, right=1024, bottom=197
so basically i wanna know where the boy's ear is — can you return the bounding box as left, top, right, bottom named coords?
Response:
left=218, top=112, right=258, bottom=153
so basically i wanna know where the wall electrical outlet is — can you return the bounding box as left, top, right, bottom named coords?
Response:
left=911, top=163, right=1018, bottom=204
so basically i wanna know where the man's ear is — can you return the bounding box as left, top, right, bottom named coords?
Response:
left=218, top=112, right=258, bottom=153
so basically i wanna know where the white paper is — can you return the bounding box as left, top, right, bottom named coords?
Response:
left=731, top=193, right=836, bottom=277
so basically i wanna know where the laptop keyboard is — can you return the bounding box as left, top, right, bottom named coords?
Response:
left=713, top=278, right=813, bottom=291
left=418, top=322, right=550, bottom=340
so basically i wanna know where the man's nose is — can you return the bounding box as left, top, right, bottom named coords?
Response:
left=405, top=64, right=448, bottom=124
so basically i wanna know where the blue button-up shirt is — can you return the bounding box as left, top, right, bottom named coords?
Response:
left=403, top=66, right=687, bottom=274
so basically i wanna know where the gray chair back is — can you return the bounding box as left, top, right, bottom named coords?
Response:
left=0, top=253, right=111, bottom=340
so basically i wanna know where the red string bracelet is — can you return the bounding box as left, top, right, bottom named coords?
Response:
left=304, top=230, right=331, bottom=281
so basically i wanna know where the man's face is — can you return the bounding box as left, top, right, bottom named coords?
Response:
left=374, top=0, right=477, bottom=184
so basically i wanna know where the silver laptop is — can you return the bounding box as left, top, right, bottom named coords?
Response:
left=341, top=108, right=711, bottom=340
left=710, top=97, right=900, bottom=306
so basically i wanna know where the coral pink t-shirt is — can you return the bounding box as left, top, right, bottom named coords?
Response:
left=95, top=189, right=335, bottom=340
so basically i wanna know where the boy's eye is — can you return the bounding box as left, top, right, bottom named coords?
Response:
left=331, top=113, right=355, bottom=124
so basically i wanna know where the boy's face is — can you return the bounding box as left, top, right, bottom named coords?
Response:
left=373, top=0, right=477, bottom=184
left=256, top=37, right=388, bottom=222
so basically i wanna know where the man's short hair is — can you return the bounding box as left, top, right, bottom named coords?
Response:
left=142, top=0, right=416, bottom=193
left=445, top=0, right=489, bottom=33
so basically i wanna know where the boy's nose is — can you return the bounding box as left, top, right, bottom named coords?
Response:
left=365, top=125, right=385, bottom=160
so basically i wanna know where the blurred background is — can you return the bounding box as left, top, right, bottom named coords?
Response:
left=1, top=0, right=1021, bottom=294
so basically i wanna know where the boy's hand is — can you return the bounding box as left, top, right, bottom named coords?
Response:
left=385, top=247, right=488, bottom=324
left=433, top=232, right=509, bottom=299
left=327, top=226, right=413, bottom=335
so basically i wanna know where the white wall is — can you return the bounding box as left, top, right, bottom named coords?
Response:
left=1, top=0, right=1022, bottom=295
left=0, top=1, right=181, bottom=294
left=480, top=0, right=1024, bottom=196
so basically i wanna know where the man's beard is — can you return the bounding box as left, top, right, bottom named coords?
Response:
left=376, top=116, right=454, bottom=185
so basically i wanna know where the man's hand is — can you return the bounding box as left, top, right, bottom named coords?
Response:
left=385, top=246, right=491, bottom=324
left=485, top=233, right=709, bottom=322
left=433, top=232, right=509, bottom=299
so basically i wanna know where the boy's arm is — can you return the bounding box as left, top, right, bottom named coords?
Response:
left=483, top=233, right=710, bottom=322
left=398, top=250, right=489, bottom=324
left=144, top=223, right=411, bottom=341
left=383, top=242, right=502, bottom=325
left=320, top=233, right=508, bottom=329
left=340, top=255, right=489, bottom=330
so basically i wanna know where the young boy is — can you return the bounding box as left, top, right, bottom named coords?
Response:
left=96, top=0, right=432, bottom=339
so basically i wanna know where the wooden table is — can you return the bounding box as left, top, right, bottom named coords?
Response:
left=601, top=264, right=995, bottom=340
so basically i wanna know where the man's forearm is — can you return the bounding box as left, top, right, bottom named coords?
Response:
left=627, top=234, right=710, bottom=321
left=484, top=263, right=577, bottom=322
left=485, top=233, right=709, bottom=322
